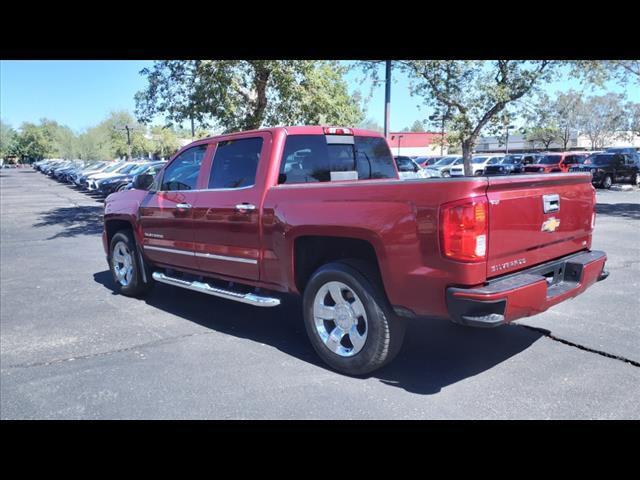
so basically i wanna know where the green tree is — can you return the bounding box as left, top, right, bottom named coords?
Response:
left=626, top=102, right=640, bottom=138
left=484, top=108, right=517, bottom=151
left=408, top=120, right=425, bottom=132
left=571, top=60, right=640, bottom=87
left=576, top=93, right=627, bottom=149
left=149, top=126, right=181, bottom=159
left=520, top=93, right=561, bottom=150
left=357, top=118, right=383, bottom=133
left=552, top=90, right=583, bottom=151
left=396, top=60, right=558, bottom=175
left=135, top=60, right=363, bottom=133
left=1, top=120, right=18, bottom=159
left=14, top=121, right=57, bottom=162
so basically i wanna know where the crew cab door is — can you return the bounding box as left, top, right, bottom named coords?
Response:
left=191, top=133, right=271, bottom=281
left=139, top=144, right=211, bottom=270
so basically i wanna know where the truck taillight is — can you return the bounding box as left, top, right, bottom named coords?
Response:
left=440, top=197, right=488, bottom=262
left=323, top=127, right=353, bottom=135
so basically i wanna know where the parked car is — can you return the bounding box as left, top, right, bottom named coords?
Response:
left=83, top=162, right=127, bottom=190
left=483, top=154, right=527, bottom=175
left=450, top=154, right=505, bottom=176
left=569, top=152, right=640, bottom=188
left=394, top=156, right=432, bottom=179
left=102, top=126, right=608, bottom=375
left=91, top=162, right=146, bottom=191
left=424, top=155, right=463, bottom=177
left=74, top=161, right=114, bottom=187
left=414, top=156, right=443, bottom=168
left=524, top=152, right=584, bottom=173
left=99, top=161, right=166, bottom=195
left=563, top=153, right=592, bottom=171
left=53, top=160, right=85, bottom=181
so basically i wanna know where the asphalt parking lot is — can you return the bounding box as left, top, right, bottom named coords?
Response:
left=1, top=168, right=639, bottom=419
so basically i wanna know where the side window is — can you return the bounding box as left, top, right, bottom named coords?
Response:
left=160, top=145, right=207, bottom=191
left=208, top=137, right=263, bottom=189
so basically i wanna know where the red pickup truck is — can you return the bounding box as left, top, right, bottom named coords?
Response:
left=103, top=126, right=608, bottom=375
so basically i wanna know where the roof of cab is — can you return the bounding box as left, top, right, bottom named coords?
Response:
left=196, top=125, right=384, bottom=143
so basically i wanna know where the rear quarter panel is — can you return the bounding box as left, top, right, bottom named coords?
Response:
left=262, top=178, right=489, bottom=318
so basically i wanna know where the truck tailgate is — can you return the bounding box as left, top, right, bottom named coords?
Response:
left=486, top=173, right=595, bottom=278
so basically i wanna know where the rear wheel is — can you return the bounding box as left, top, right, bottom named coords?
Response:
left=302, top=260, right=406, bottom=376
left=109, top=230, right=153, bottom=297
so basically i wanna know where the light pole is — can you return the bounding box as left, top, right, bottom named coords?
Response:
left=384, top=60, right=391, bottom=139
left=397, top=135, right=404, bottom=156
left=113, top=124, right=136, bottom=161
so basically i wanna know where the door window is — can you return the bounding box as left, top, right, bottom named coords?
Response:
left=208, top=137, right=263, bottom=189
left=160, top=145, right=207, bottom=191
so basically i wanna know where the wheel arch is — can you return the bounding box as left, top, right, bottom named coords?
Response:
left=291, top=231, right=387, bottom=298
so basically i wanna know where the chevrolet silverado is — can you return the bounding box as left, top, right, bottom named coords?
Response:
left=102, top=126, right=608, bottom=375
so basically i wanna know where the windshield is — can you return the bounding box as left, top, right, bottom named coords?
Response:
left=434, top=156, right=460, bottom=166
left=487, top=157, right=505, bottom=165
left=130, top=163, right=156, bottom=175
left=536, top=155, right=561, bottom=165
left=103, top=162, right=124, bottom=173
left=503, top=155, right=522, bottom=163
left=472, top=157, right=488, bottom=164
left=590, top=155, right=614, bottom=166
left=565, top=155, right=587, bottom=164
left=116, top=163, right=139, bottom=174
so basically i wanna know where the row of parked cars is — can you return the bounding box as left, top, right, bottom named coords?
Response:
left=394, top=147, right=640, bottom=188
left=32, top=158, right=166, bottom=195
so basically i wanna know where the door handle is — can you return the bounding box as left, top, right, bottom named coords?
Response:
left=235, top=203, right=256, bottom=213
left=176, top=203, right=192, bottom=209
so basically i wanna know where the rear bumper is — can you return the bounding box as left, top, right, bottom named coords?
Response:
left=446, top=250, right=607, bottom=327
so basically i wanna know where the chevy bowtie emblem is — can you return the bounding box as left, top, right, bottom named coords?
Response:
left=541, top=217, right=561, bottom=232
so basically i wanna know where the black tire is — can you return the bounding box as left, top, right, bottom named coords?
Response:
left=109, top=230, right=154, bottom=297
left=602, top=175, right=612, bottom=189
left=442, top=170, right=451, bottom=178
left=116, top=184, right=127, bottom=192
left=302, top=260, right=406, bottom=376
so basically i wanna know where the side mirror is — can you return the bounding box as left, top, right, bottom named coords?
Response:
left=132, top=174, right=154, bottom=191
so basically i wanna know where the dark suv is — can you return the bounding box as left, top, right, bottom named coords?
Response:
left=569, top=153, right=640, bottom=188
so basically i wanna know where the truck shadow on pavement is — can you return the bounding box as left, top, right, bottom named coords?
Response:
left=595, top=203, right=640, bottom=220
left=93, top=270, right=544, bottom=395
left=33, top=206, right=104, bottom=239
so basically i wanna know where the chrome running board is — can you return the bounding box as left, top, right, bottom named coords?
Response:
left=151, top=271, right=280, bottom=307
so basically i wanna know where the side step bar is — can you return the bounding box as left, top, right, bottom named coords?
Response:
left=151, top=272, right=281, bottom=307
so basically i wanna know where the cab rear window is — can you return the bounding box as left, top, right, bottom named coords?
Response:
left=278, top=135, right=396, bottom=184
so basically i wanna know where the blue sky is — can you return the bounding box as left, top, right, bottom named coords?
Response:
left=1, top=60, right=638, bottom=134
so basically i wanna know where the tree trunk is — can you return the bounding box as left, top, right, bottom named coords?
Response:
left=244, top=65, right=271, bottom=130
left=461, top=139, right=474, bottom=176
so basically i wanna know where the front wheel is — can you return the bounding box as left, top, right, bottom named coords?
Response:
left=302, top=260, right=406, bottom=376
left=109, top=230, right=154, bottom=297
left=635, top=172, right=640, bottom=187
left=602, top=175, right=613, bottom=189
left=441, top=170, right=450, bottom=178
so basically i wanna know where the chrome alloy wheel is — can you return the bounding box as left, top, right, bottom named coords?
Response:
left=112, top=241, right=134, bottom=287
left=313, top=281, right=368, bottom=357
